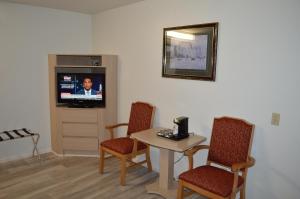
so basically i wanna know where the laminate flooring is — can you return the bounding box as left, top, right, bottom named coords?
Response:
left=0, top=153, right=203, bottom=199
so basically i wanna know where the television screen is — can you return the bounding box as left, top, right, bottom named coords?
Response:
left=56, top=67, right=105, bottom=107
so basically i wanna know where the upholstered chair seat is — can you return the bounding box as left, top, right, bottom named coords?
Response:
left=179, top=165, right=244, bottom=197
left=101, top=137, right=147, bottom=155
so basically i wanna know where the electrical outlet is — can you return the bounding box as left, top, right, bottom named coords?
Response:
left=271, top=113, right=280, bottom=126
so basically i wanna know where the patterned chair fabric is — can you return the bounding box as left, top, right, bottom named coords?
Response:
left=179, top=165, right=244, bottom=197
left=101, top=137, right=147, bottom=154
left=127, top=102, right=154, bottom=136
left=207, top=117, right=254, bottom=167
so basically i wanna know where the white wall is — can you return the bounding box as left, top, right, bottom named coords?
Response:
left=0, top=2, right=92, bottom=161
left=92, top=0, right=300, bottom=198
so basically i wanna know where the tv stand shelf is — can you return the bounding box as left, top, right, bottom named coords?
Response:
left=48, top=54, right=117, bottom=155
left=67, top=104, right=98, bottom=108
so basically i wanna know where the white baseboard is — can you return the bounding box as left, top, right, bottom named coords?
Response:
left=51, top=150, right=100, bottom=158
left=0, top=147, right=51, bottom=163
left=50, top=150, right=62, bottom=157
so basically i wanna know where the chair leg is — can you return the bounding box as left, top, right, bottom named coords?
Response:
left=177, top=179, right=184, bottom=199
left=230, top=192, right=237, bottom=199
left=120, top=156, right=127, bottom=186
left=146, top=147, right=152, bottom=172
left=240, top=185, right=246, bottom=199
left=99, top=146, right=105, bottom=174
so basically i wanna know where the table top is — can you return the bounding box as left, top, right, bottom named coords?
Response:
left=131, top=128, right=206, bottom=152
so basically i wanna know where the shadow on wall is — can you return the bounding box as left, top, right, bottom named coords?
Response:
left=249, top=126, right=300, bottom=199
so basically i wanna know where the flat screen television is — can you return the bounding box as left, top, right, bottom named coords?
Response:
left=56, top=67, right=105, bottom=108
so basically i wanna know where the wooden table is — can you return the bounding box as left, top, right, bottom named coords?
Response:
left=131, top=128, right=206, bottom=199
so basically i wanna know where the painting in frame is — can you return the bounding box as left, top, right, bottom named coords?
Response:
left=162, top=22, right=218, bottom=81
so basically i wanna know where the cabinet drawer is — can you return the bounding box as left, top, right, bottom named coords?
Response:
left=63, top=137, right=98, bottom=151
left=60, top=109, right=98, bottom=123
left=62, top=123, right=98, bottom=137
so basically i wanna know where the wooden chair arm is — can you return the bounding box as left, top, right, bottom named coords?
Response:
left=105, top=123, right=128, bottom=139
left=230, top=157, right=255, bottom=196
left=184, top=145, right=210, bottom=156
left=231, top=156, right=255, bottom=172
left=105, top=123, right=128, bottom=129
left=184, top=145, right=210, bottom=170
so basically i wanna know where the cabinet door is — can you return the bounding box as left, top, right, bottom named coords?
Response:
left=60, top=109, right=98, bottom=123
left=63, top=137, right=98, bottom=151
left=62, top=123, right=98, bottom=137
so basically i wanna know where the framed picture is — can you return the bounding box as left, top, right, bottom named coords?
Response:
left=162, top=23, right=218, bottom=81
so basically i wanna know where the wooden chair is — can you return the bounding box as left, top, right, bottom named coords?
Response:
left=177, top=116, right=255, bottom=199
left=99, top=101, right=155, bottom=186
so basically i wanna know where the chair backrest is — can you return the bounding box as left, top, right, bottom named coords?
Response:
left=207, top=117, right=254, bottom=167
left=127, top=102, right=155, bottom=136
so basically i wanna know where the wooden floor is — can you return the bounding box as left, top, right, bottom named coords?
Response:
left=0, top=153, right=203, bottom=199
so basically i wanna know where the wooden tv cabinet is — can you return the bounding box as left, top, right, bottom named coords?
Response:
left=48, top=54, right=117, bottom=155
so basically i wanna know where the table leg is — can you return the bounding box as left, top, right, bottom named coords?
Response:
left=146, top=148, right=177, bottom=198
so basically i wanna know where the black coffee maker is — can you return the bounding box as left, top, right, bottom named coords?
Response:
left=173, top=116, right=189, bottom=140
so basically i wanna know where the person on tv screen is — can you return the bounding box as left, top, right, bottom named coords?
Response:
left=76, top=77, right=98, bottom=95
